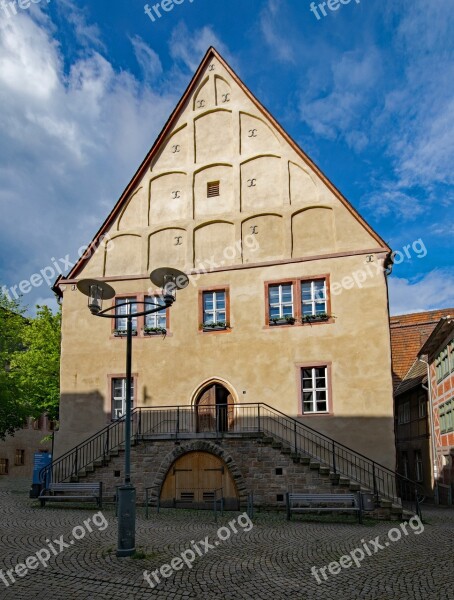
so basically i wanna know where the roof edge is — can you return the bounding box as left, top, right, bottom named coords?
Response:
left=66, top=46, right=390, bottom=281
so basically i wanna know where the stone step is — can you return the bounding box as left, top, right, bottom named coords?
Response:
left=309, top=462, right=321, bottom=470
left=339, top=477, right=351, bottom=486
left=319, top=466, right=331, bottom=476
left=271, top=442, right=283, bottom=450
left=299, top=456, right=311, bottom=465
left=349, top=482, right=361, bottom=491
left=281, top=447, right=292, bottom=455
left=260, top=437, right=274, bottom=445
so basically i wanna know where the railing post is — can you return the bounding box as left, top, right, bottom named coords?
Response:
left=294, top=422, right=298, bottom=454
left=257, top=404, right=261, bottom=433
left=138, top=409, right=142, bottom=439
left=74, top=446, right=79, bottom=477
left=176, top=406, right=180, bottom=441
left=332, top=440, right=337, bottom=475
left=372, top=462, right=378, bottom=504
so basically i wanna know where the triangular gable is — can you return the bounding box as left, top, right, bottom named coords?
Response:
left=60, top=47, right=389, bottom=286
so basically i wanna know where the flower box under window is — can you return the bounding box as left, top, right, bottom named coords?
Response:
left=269, top=316, right=296, bottom=326
left=201, top=321, right=229, bottom=332
left=114, top=329, right=138, bottom=337
left=143, top=327, right=167, bottom=336
left=301, top=313, right=331, bottom=324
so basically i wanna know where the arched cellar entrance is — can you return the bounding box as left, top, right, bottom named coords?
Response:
left=160, top=451, right=240, bottom=510
left=195, top=382, right=234, bottom=433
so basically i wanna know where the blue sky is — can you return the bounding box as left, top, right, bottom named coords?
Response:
left=0, top=0, right=452, bottom=315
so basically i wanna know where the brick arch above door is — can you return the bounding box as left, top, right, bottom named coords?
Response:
left=149, top=440, right=248, bottom=505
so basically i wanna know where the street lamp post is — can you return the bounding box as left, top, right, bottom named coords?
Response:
left=77, top=267, right=189, bottom=557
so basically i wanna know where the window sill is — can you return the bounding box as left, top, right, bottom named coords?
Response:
left=297, top=412, right=332, bottom=417
left=200, top=327, right=231, bottom=334
left=143, top=330, right=167, bottom=336
left=113, top=331, right=138, bottom=337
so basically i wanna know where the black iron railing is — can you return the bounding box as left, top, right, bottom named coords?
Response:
left=40, top=403, right=423, bottom=514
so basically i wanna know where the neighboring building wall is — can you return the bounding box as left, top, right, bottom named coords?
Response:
left=54, top=50, right=396, bottom=471
left=395, top=388, right=432, bottom=498
left=0, top=416, right=54, bottom=479
left=427, top=330, right=454, bottom=488
left=390, top=309, right=454, bottom=498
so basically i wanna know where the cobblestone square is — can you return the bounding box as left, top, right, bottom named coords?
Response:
left=1, top=480, right=453, bottom=600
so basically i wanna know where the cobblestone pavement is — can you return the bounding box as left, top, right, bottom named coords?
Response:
left=0, top=480, right=453, bottom=600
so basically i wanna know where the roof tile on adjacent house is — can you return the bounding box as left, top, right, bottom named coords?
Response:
left=390, top=308, right=454, bottom=393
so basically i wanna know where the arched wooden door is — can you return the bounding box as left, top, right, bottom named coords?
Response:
left=196, top=384, right=234, bottom=433
left=160, top=451, right=240, bottom=510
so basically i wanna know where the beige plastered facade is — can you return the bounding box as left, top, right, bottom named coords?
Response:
left=54, top=49, right=395, bottom=469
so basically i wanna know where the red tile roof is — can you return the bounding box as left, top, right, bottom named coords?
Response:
left=390, top=309, right=454, bottom=392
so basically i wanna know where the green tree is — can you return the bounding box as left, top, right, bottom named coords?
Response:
left=10, top=304, right=61, bottom=422
left=0, top=293, right=28, bottom=439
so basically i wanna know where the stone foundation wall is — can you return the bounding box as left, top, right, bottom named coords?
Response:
left=83, top=435, right=353, bottom=509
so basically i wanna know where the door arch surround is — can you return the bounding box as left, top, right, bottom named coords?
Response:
left=160, top=450, right=240, bottom=509
left=191, top=378, right=237, bottom=433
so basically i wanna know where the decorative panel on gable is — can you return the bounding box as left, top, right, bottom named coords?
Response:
left=241, top=215, right=284, bottom=263
left=194, top=110, right=234, bottom=164
left=118, top=187, right=147, bottom=231
left=292, top=208, right=336, bottom=257
left=148, top=228, right=186, bottom=271
left=149, top=172, right=189, bottom=225
left=215, top=76, right=232, bottom=107
left=240, top=113, right=281, bottom=157
left=193, top=222, right=236, bottom=267
left=241, top=156, right=283, bottom=212
left=288, top=162, right=320, bottom=206
left=104, top=235, right=142, bottom=276
left=151, top=125, right=188, bottom=172
left=194, top=165, right=234, bottom=218
left=193, top=77, right=215, bottom=112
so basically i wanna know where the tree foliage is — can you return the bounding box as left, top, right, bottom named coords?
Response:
left=0, top=292, right=61, bottom=439
left=0, top=293, right=28, bottom=439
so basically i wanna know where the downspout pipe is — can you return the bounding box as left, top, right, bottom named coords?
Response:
left=419, top=357, right=438, bottom=501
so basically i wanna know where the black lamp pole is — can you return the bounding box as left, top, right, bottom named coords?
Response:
left=77, top=268, right=189, bottom=558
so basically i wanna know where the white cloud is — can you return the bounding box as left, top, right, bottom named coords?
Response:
left=362, top=189, right=425, bottom=221
left=0, top=9, right=182, bottom=303
left=169, top=22, right=231, bottom=72
left=131, top=36, right=163, bottom=83
left=299, top=49, right=381, bottom=142
left=259, top=0, right=296, bottom=64
left=389, top=269, right=454, bottom=315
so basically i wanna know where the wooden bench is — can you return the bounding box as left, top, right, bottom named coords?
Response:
left=286, top=492, right=362, bottom=523
left=39, top=483, right=103, bottom=508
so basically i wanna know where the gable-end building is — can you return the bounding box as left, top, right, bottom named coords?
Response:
left=51, top=48, right=400, bottom=510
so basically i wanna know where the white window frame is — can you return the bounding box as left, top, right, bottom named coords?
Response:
left=268, top=283, right=294, bottom=319
left=418, top=397, right=427, bottom=419
left=203, top=290, right=226, bottom=325
left=301, top=366, right=328, bottom=414
left=112, top=378, right=134, bottom=420
left=301, top=279, right=327, bottom=317
left=115, top=297, right=137, bottom=332
left=398, top=401, right=411, bottom=425
left=415, top=451, right=423, bottom=483
left=144, top=295, right=167, bottom=329
left=401, top=453, right=409, bottom=479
